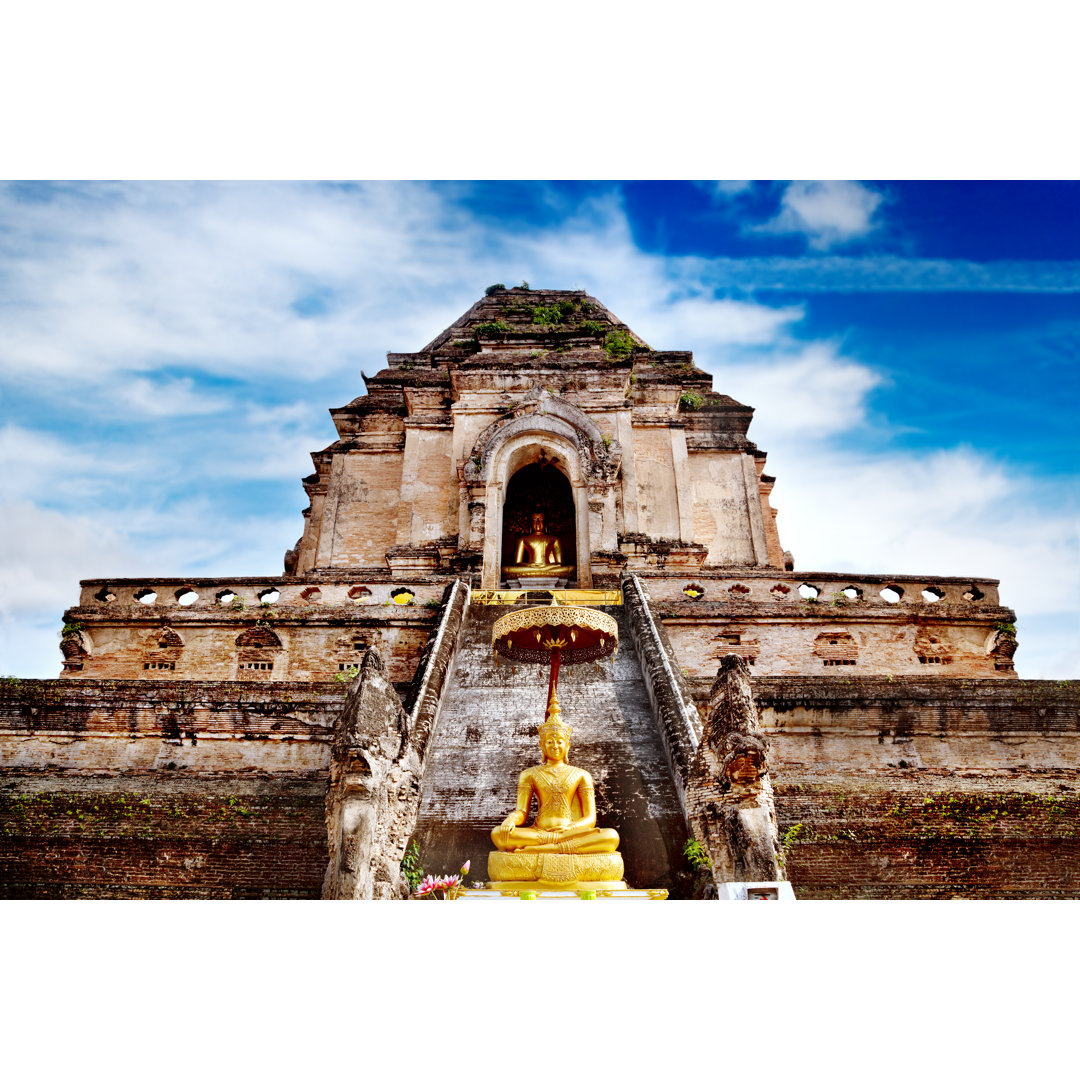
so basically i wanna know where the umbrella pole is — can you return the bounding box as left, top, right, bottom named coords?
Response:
left=546, top=646, right=562, bottom=717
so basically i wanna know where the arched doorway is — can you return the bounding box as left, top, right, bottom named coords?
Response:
left=501, top=459, right=576, bottom=583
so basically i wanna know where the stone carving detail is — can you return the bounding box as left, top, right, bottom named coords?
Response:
left=323, top=647, right=419, bottom=900
left=283, top=541, right=300, bottom=575
left=60, top=632, right=89, bottom=671
left=685, top=655, right=783, bottom=887
left=717, top=731, right=769, bottom=799
left=464, top=390, right=621, bottom=485
left=991, top=630, right=1018, bottom=672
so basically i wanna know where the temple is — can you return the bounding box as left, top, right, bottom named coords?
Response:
left=2, top=286, right=1076, bottom=900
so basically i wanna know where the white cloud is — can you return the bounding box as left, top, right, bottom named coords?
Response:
left=706, top=342, right=883, bottom=437
left=754, top=180, right=883, bottom=249
left=641, top=297, right=804, bottom=349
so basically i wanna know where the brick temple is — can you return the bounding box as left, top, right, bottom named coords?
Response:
left=2, top=286, right=1076, bottom=898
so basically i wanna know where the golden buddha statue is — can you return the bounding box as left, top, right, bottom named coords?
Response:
left=504, top=512, right=574, bottom=579
left=487, top=697, right=624, bottom=890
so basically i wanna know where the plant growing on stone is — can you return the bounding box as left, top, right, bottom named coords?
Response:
left=679, top=390, right=704, bottom=411
left=683, top=838, right=712, bottom=871
left=531, top=299, right=578, bottom=325
left=778, top=822, right=805, bottom=867
left=473, top=320, right=512, bottom=336
left=401, top=840, right=424, bottom=892
left=334, top=665, right=359, bottom=684
left=603, top=330, right=634, bottom=360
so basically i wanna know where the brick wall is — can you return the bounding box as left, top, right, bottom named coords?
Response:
left=0, top=679, right=340, bottom=898
left=1, top=772, right=328, bottom=899
left=774, top=772, right=1080, bottom=899
left=755, top=677, right=1080, bottom=898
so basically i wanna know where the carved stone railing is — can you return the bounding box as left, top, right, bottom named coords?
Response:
left=621, top=575, right=701, bottom=814
left=634, top=571, right=1003, bottom=609
left=74, top=577, right=447, bottom=612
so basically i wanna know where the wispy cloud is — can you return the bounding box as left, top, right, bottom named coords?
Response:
left=687, top=254, right=1080, bottom=292
left=711, top=180, right=753, bottom=197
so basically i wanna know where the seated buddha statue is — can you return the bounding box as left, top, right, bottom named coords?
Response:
left=491, top=699, right=620, bottom=862
left=504, top=512, right=574, bottom=579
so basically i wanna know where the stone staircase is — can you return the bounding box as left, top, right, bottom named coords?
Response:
left=410, top=601, right=692, bottom=895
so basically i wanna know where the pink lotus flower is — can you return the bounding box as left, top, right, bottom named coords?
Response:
left=415, top=875, right=440, bottom=897
left=460, top=860, right=471, bottom=876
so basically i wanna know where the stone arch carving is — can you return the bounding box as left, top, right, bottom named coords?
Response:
left=465, top=391, right=621, bottom=485
left=236, top=626, right=282, bottom=649
left=463, top=391, right=622, bottom=589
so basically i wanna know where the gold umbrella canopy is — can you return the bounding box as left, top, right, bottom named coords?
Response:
left=492, top=605, right=618, bottom=666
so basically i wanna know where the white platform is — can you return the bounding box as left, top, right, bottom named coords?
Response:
left=717, top=881, right=797, bottom=901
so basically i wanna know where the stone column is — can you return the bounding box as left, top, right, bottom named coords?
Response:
left=615, top=410, right=641, bottom=533
left=314, top=455, right=346, bottom=567
left=396, top=425, right=421, bottom=546
left=481, top=481, right=502, bottom=588
left=686, top=655, right=783, bottom=887
left=573, top=480, right=592, bottom=588
left=741, top=454, right=770, bottom=565
left=671, top=426, right=695, bottom=543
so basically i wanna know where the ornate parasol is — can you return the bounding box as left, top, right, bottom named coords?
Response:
left=492, top=601, right=618, bottom=721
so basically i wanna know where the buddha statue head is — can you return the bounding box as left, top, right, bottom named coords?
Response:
left=537, top=696, right=572, bottom=764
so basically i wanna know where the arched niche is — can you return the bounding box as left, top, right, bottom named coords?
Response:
left=480, top=428, right=592, bottom=589
left=501, top=458, right=577, bottom=579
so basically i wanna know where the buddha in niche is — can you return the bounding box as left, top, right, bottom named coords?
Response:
left=505, top=512, right=574, bottom=579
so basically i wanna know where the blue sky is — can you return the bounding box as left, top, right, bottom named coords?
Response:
left=0, top=180, right=1077, bottom=678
